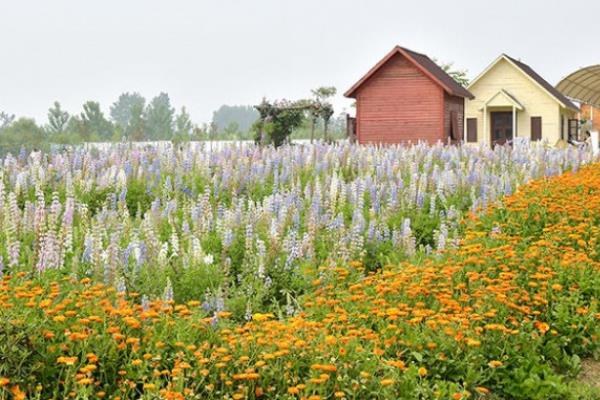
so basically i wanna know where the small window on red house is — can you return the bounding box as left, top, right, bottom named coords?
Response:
left=466, top=118, right=477, bottom=142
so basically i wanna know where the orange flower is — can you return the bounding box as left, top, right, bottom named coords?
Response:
left=57, top=356, right=78, bottom=366
left=10, top=386, right=26, bottom=400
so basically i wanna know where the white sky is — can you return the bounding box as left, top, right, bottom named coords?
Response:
left=1, top=0, right=600, bottom=125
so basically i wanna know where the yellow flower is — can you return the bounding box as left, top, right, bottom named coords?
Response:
left=488, top=360, right=503, bottom=368
left=57, top=356, right=78, bottom=366
left=325, top=335, right=337, bottom=345
left=0, top=377, right=9, bottom=387
left=252, top=313, right=274, bottom=322
left=418, top=367, right=428, bottom=377
left=381, top=378, right=395, bottom=386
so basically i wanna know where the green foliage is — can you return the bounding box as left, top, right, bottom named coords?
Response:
left=46, top=101, right=69, bottom=135
left=174, top=106, right=193, bottom=138
left=125, top=178, right=153, bottom=217
left=0, top=117, right=47, bottom=154
left=211, top=105, right=259, bottom=136
left=434, top=58, right=470, bottom=87
left=72, top=101, right=114, bottom=141
left=0, top=111, right=15, bottom=130
left=144, top=92, right=175, bottom=140
left=110, top=92, right=146, bottom=136
left=253, top=99, right=307, bottom=147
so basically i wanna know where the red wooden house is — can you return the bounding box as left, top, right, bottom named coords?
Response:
left=345, top=46, right=474, bottom=145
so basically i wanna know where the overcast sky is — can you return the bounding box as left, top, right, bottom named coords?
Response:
left=2, top=0, right=600, bottom=125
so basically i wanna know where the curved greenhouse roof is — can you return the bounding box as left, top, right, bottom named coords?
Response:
left=557, top=65, right=600, bottom=107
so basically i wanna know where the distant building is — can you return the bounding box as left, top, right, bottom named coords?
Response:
left=464, top=55, right=579, bottom=146
left=344, top=46, right=474, bottom=145
left=556, top=65, right=600, bottom=139
left=580, top=104, right=600, bottom=132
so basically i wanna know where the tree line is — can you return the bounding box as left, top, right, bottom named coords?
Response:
left=0, top=92, right=211, bottom=154
left=0, top=87, right=349, bottom=154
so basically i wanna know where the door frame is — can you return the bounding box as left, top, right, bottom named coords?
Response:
left=490, top=111, right=513, bottom=146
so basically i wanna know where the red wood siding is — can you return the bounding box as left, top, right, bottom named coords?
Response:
left=355, top=53, right=445, bottom=145
left=444, top=93, right=465, bottom=143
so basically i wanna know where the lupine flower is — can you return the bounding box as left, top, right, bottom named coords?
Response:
left=163, top=278, right=174, bottom=302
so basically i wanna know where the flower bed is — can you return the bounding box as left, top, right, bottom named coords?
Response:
left=1, top=157, right=599, bottom=399
left=0, top=142, right=593, bottom=319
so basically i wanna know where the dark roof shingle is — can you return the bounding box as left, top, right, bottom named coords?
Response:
left=344, top=46, right=474, bottom=99
left=504, top=54, right=579, bottom=111
left=399, top=47, right=474, bottom=99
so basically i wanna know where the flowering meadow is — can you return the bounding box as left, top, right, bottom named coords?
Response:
left=1, top=142, right=600, bottom=399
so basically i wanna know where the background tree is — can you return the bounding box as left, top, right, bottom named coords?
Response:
left=320, top=103, right=335, bottom=143
left=75, top=101, right=113, bottom=141
left=145, top=92, right=174, bottom=140
left=434, top=59, right=470, bottom=87
left=46, top=101, right=69, bottom=135
left=212, top=105, right=259, bottom=136
left=311, top=86, right=337, bottom=142
left=127, top=102, right=146, bottom=141
left=0, top=117, right=45, bottom=154
left=174, top=106, right=193, bottom=137
left=0, top=111, right=15, bottom=131
left=192, top=123, right=209, bottom=141
left=222, top=122, right=242, bottom=139
left=110, top=92, right=146, bottom=134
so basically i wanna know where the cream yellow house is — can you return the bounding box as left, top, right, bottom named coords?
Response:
left=464, top=54, right=579, bottom=146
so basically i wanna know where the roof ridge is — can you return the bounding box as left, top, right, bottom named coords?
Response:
left=344, top=45, right=474, bottom=99
left=397, top=46, right=428, bottom=58
left=502, top=54, right=579, bottom=111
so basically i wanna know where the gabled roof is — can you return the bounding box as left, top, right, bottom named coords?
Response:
left=469, top=54, right=579, bottom=112
left=481, top=89, right=524, bottom=110
left=344, top=46, right=474, bottom=99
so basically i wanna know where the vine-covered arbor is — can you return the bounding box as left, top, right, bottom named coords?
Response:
left=254, top=91, right=335, bottom=147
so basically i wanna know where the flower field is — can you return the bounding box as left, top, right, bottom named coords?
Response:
left=1, top=142, right=600, bottom=399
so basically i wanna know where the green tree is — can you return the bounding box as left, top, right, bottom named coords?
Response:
left=145, top=92, right=174, bottom=140
left=212, top=105, right=259, bottom=137
left=311, top=87, right=337, bottom=142
left=311, top=86, right=337, bottom=101
left=434, top=59, right=470, bottom=87
left=80, top=101, right=113, bottom=140
left=0, top=111, right=15, bottom=131
left=109, top=92, right=146, bottom=134
left=174, top=106, right=193, bottom=137
left=128, top=102, right=146, bottom=141
left=222, top=121, right=241, bottom=139
left=320, top=103, right=335, bottom=143
left=192, top=123, right=208, bottom=141
left=46, top=101, right=69, bottom=135
left=0, top=117, right=46, bottom=154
